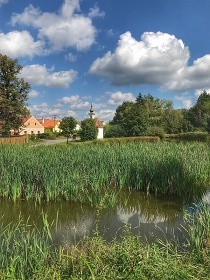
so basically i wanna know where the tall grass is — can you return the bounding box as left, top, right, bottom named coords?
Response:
left=0, top=142, right=210, bottom=204
left=0, top=214, right=56, bottom=279
left=183, top=203, right=210, bottom=257
left=0, top=204, right=209, bottom=279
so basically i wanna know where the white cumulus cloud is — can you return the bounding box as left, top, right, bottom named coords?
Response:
left=0, top=0, right=8, bottom=6
left=28, top=90, right=40, bottom=98
left=90, top=30, right=210, bottom=93
left=11, top=0, right=97, bottom=52
left=29, top=103, right=63, bottom=119
left=165, top=55, right=210, bottom=91
left=21, top=64, right=77, bottom=88
left=88, top=4, right=105, bottom=18
left=89, top=31, right=189, bottom=86
left=58, top=95, right=90, bottom=111
left=108, top=91, right=136, bottom=105
left=0, top=31, right=44, bottom=58
left=97, top=109, right=116, bottom=121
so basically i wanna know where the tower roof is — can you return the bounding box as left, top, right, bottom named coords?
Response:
left=90, top=103, right=94, bottom=113
left=89, top=103, right=95, bottom=118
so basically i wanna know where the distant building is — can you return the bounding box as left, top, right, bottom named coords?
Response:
left=37, top=118, right=61, bottom=133
left=88, top=104, right=104, bottom=139
left=19, top=116, right=44, bottom=135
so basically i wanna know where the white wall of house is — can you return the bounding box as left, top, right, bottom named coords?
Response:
left=97, top=127, right=103, bottom=139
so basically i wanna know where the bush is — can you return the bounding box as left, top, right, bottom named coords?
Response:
left=80, top=118, right=98, bottom=141
left=146, top=126, right=165, bottom=138
left=104, top=124, right=126, bottom=138
left=165, top=132, right=209, bottom=142
left=37, top=133, right=50, bottom=139
left=29, top=133, right=36, bottom=141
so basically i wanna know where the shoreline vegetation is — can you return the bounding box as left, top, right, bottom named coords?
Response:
left=0, top=138, right=210, bottom=206
left=0, top=137, right=210, bottom=278
left=0, top=203, right=209, bottom=279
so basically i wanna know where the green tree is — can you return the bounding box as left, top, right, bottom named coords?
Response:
left=122, top=104, right=149, bottom=136
left=136, top=93, right=173, bottom=128
left=162, top=109, right=193, bottom=134
left=104, top=123, right=126, bottom=138
left=188, top=91, right=210, bottom=131
left=80, top=118, right=98, bottom=141
left=59, top=116, right=77, bottom=143
left=111, top=94, right=173, bottom=137
left=111, top=101, right=134, bottom=125
left=0, top=54, right=30, bottom=135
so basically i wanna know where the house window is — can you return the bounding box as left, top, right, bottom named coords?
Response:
left=24, top=131, right=27, bottom=134
left=38, top=131, right=40, bottom=134
left=35, top=123, right=37, bottom=125
left=28, top=122, right=30, bottom=125
left=31, top=131, right=34, bottom=134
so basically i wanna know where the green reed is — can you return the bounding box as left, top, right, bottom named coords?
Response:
left=0, top=214, right=56, bottom=279
left=0, top=204, right=209, bottom=279
left=184, top=203, right=210, bottom=258
left=0, top=142, right=210, bottom=204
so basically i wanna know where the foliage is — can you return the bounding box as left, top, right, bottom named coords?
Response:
left=165, top=131, right=209, bottom=142
left=111, top=93, right=177, bottom=137
left=0, top=215, right=56, bottom=279
left=184, top=203, right=210, bottom=257
left=0, top=205, right=210, bottom=279
left=162, top=109, right=193, bottom=134
left=146, top=126, right=165, bottom=138
left=0, top=142, right=209, bottom=204
left=80, top=118, right=98, bottom=141
left=59, top=116, right=77, bottom=143
left=29, top=133, right=36, bottom=141
left=110, top=92, right=210, bottom=137
left=111, top=101, right=150, bottom=136
left=0, top=54, right=30, bottom=135
left=188, top=91, right=210, bottom=130
left=104, top=123, right=126, bottom=138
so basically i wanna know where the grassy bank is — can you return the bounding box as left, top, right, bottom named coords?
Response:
left=0, top=203, right=209, bottom=279
left=0, top=141, right=210, bottom=205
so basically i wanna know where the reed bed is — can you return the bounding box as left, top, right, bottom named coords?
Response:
left=0, top=203, right=209, bottom=279
left=0, top=142, right=210, bottom=204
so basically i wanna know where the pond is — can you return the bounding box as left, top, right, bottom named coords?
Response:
left=1, top=189, right=208, bottom=246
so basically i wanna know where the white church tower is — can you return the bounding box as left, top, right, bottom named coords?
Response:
left=88, top=103, right=104, bottom=139
left=88, top=103, right=95, bottom=119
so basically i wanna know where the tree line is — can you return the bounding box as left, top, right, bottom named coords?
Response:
left=1, top=54, right=210, bottom=141
left=104, top=92, right=210, bottom=138
left=0, top=54, right=98, bottom=141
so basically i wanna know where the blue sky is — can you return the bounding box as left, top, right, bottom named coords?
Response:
left=1, top=0, right=210, bottom=122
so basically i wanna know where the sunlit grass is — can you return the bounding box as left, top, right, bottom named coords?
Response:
left=0, top=142, right=209, bottom=205
left=0, top=203, right=209, bottom=279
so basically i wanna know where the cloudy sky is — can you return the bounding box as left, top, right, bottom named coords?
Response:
left=1, top=0, right=210, bottom=121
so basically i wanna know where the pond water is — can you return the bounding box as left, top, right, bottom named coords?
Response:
left=0, top=190, right=209, bottom=246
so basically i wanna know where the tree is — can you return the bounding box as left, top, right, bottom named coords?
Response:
left=59, top=116, right=77, bottom=143
left=104, top=123, right=126, bottom=138
left=0, top=54, right=30, bottom=135
left=162, top=109, right=193, bottom=134
left=111, top=101, right=134, bottom=125
left=188, top=91, right=210, bottom=131
left=80, top=118, right=98, bottom=141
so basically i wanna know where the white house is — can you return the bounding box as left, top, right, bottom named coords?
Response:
left=19, top=116, right=44, bottom=135
left=88, top=104, right=104, bottom=139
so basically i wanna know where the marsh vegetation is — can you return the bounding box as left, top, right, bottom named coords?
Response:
left=0, top=140, right=210, bottom=278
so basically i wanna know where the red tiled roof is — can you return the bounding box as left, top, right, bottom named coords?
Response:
left=37, top=119, right=60, bottom=128
left=22, top=116, right=31, bottom=123
left=95, top=118, right=104, bottom=128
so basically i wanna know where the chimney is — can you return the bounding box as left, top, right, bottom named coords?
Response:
left=42, top=117, right=44, bottom=124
